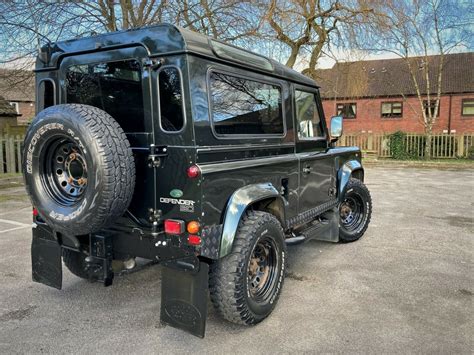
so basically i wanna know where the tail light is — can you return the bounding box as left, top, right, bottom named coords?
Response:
left=186, top=165, right=200, bottom=179
left=33, top=208, right=39, bottom=216
left=187, top=235, right=201, bottom=246
left=187, top=221, right=200, bottom=234
left=164, top=219, right=185, bottom=235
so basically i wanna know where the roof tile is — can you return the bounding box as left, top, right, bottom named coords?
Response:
left=315, top=52, right=474, bottom=99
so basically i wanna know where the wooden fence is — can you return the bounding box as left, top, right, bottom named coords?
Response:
left=1, top=132, right=473, bottom=174
left=0, top=135, right=24, bottom=174
left=338, top=133, right=474, bottom=159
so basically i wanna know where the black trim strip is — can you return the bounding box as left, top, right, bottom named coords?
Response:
left=288, top=199, right=338, bottom=229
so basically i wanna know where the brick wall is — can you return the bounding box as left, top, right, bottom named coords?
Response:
left=16, top=101, right=35, bottom=124
left=322, top=93, right=474, bottom=134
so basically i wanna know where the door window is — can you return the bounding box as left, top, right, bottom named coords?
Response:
left=295, top=90, right=324, bottom=139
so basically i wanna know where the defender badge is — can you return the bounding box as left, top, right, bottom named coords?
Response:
left=170, top=189, right=183, bottom=198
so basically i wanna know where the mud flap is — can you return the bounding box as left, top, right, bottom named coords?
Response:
left=160, top=260, right=209, bottom=338
left=31, top=226, right=62, bottom=290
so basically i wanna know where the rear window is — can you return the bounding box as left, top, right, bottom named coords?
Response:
left=209, top=72, right=284, bottom=136
left=158, top=67, right=184, bottom=132
left=38, top=79, right=55, bottom=111
left=66, top=59, right=145, bottom=132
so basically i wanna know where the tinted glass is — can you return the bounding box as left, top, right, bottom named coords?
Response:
left=295, top=90, right=324, bottom=138
left=210, top=72, right=283, bottom=136
left=66, top=60, right=144, bottom=132
left=38, top=80, right=54, bottom=110
left=159, top=67, right=184, bottom=132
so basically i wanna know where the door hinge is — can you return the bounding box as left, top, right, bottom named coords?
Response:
left=148, top=144, right=168, bottom=168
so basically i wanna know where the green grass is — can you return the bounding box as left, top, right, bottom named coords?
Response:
left=0, top=194, right=29, bottom=203
left=364, top=158, right=474, bottom=168
left=0, top=172, right=22, bottom=179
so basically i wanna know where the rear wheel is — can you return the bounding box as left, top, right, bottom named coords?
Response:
left=339, top=178, right=372, bottom=242
left=62, top=249, right=89, bottom=279
left=209, top=211, right=286, bottom=325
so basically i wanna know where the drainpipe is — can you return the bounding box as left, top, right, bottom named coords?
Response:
left=448, top=94, right=452, bottom=133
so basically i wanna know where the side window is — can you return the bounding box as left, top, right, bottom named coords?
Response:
left=209, top=72, right=284, bottom=136
left=158, top=67, right=184, bottom=132
left=295, top=90, right=324, bottom=139
left=66, top=59, right=145, bottom=132
left=38, top=80, right=55, bottom=111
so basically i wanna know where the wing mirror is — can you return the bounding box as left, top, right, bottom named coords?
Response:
left=330, top=115, right=343, bottom=143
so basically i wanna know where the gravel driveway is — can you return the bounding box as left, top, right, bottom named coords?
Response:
left=0, top=167, right=472, bottom=354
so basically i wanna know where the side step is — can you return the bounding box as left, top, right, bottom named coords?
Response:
left=285, top=208, right=339, bottom=245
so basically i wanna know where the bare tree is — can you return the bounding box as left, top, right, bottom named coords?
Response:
left=262, top=0, right=376, bottom=77
left=366, top=0, right=470, bottom=159
left=71, top=0, right=170, bottom=32
left=172, top=0, right=263, bottom=43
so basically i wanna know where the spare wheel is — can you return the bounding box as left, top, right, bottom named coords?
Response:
left=23, top=104, right=135, bottom=235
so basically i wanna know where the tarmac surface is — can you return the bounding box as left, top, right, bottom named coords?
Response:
left=0, top=167, right=472, bottom=354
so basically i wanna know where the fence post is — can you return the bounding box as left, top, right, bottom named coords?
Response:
left=8, top=136, right=15, bottom=173
left=367, top=134, right=373, bottom=151
left=0, top=135, right=4, bottom=173
left=16, top=135, right=22, bottom=173
left=458, top=135, right=465, bottom=157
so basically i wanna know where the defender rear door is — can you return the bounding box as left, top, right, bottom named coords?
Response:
left=60, top=46, right=156, bottom=221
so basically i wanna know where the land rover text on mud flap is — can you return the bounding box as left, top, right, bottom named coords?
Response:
left=23, top=24, right=372, bottom=338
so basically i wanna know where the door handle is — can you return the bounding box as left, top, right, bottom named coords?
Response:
left=303, top=166, right=312, bottom=174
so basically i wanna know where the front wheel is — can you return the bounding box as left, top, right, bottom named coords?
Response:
left=339, top=178, right=372, bottom=242
left=209, top=211, right=286, bottom=325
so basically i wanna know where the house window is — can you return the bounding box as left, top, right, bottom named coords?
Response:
left=381, top=102, right=402, bottom=118
left=336, top=103, right=356, bottom=119
left=423, top=100, right=439, bottom=117
left=295, top=90, right=324, bottom=139
left=9, top=102, right=19, bottom=114
left=462, top=99, right=474, bottom=116
left=209, top=72, right=284, bottom=136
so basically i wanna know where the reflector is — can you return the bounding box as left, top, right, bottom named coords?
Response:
left=187, top=165, right=200, bottom=178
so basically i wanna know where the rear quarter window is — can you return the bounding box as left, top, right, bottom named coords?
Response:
left=209, top=71, right=284, bottom=137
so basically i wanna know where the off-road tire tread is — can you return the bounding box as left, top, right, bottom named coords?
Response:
left=339, top=178, right=372, bottom=242
left=209, top=210, right=286, bottom=325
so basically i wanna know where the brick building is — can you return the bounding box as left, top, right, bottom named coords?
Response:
left=0, top=69, right=35, bottom=125
left=316, top=52, right=474, bottom=134
left=0, top=95, right=20, bottom=133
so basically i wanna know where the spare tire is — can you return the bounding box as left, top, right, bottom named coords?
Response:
left=23, top=104, right=135, bottom=235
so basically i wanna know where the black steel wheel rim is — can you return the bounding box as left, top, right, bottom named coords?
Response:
left=247, top=236, right=280, bottom=303
left=340, top=193, right=365, bottom=232
left=40, top=135, right=88, bottom=206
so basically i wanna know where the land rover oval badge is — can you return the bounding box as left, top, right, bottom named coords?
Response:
left=170, top=189, right=183, bottom=198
